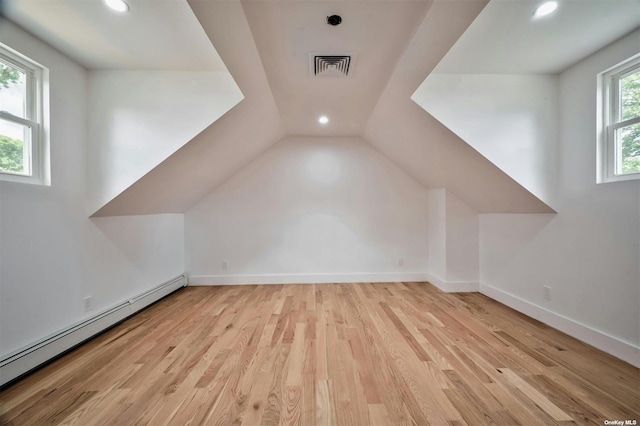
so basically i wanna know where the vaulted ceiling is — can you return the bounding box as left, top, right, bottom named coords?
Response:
left=242, top=0, right=430, bottom=136
left=4, top=0, right=638, bottom=216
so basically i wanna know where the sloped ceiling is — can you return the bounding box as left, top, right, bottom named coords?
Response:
left=365, top=0, right=553, bottom=213
left=101, top=0, right=551, bottom=215
left=93, top=0, right=284, bottom=216
left=241, top=0, right=431, bottom=136
left=5, top=0, right=573, bottom=215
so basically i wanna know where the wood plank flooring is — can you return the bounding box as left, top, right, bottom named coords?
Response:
left=0, top=283, right=638, bottom=425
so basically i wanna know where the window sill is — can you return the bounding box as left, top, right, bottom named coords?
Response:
left=598, top=172, right=640, bottom=184
left=0, top=172, right=50, bottom=186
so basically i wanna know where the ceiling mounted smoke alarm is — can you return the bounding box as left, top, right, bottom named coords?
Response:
left=327, top=15, right=342, bottom=26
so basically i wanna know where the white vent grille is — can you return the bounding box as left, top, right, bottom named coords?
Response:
left=312, top=55, right=352, bottom=77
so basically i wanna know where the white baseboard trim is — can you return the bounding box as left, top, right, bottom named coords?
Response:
left=427, top=274, right=479, bottom=293
left=0, top=274, right=188, bottom=388
left=189, top=272, right=430, bottom=285
left=189, top=272, right=481, bottom=293
left=480, top=283, right=640, bottom=368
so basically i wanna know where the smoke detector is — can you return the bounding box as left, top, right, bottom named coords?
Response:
left=310, top=54, right=355, bottom=78
left=327, top=15, right=342, bottom=26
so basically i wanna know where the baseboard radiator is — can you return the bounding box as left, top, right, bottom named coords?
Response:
left=0, top=274, right=188, bottom=388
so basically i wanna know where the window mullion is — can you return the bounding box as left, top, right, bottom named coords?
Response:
left=612, top=75, right=620, bottom=123
left=0, top=111, right=36, bottom=128
left=609, top=115, right=640, bottom=131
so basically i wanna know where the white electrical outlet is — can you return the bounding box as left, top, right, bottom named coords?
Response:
left=84, top=296, right=92, bottom=312
left=543, top=286, right=552, bottom=301
left=222, top=260, right=229, bottom=270
left=398, top=258, right=404, bottom=267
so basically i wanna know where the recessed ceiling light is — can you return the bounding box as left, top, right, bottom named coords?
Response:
left=533, top=1, right=558, bottom=18
left=104, top=0, right=129, bottom=13
left=318, top=115, right=329, bottom=125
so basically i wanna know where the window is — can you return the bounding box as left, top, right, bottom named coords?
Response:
left=599, top=54, right=640, bottom=183
left=0, top=43, right=48, bottom=185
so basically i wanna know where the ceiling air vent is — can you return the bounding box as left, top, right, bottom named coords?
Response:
left=311, top=54, right=353, bottom=78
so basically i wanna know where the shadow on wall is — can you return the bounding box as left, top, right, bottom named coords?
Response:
left=89, top=214, right=185, bottom=280
left=480, top=213, right=556, bottom=287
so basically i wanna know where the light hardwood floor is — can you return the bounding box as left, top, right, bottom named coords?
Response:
left=0, top=283, right=638, bottom=425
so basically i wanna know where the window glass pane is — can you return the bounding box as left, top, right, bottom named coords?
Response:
left=0, top=117, right=31, bottom=176
left=620, top=68, right=640, bottom=121
left=0, top=57, right=27, bottom=119
left=616, top=122, right=640, bottom=175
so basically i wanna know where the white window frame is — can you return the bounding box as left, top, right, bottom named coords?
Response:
left=0, top=42, right=49, bottom=185
left=598, top=53, right=640, bottom=183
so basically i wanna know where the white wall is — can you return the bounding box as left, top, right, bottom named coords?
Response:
left=0, top=22, right=185, bottom=358
left=427, top=189, right=479, bottom=290
left=479, top=30, right=640, bottom=366
left=412, top=74, right=559, bottom=208
left=87, top=70, right=243, bottom=215
left=427, top=189, right=446, bottom=280
left=186, top=136, right=429, bottom=284
left=446, top=192, right=478, bottom=284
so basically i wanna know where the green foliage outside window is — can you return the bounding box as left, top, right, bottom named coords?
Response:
left=0, top=61, right=20, bottom=89
left=0, top=62, right=24, bottom=174
left=0, top=134, right=23, bottom=173
left=620, top=70, right=640, bottom=174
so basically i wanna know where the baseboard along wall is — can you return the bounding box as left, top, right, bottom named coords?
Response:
left=0, top=274, right=188, bottom=388
left=2, top=273, right=636, bottom=388
left=479, top=283, right=640, bottom=368
left=426, top=274, right=479, bottom=293
left=190, top=273, right=639, bottom=367
left=188, top=272, right=431, bottom=285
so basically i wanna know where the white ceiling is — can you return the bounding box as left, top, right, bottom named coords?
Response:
left=94, top=0, right=285, bottom=216
left=435, top=0, right=640, bottom=74
left=3, top=0, right=227, bottom=71
left=365, top=0, right=553, bottom=213
left=242, top=0, right=431, bottom=136
left=7, top=0, right=633, bottom=214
